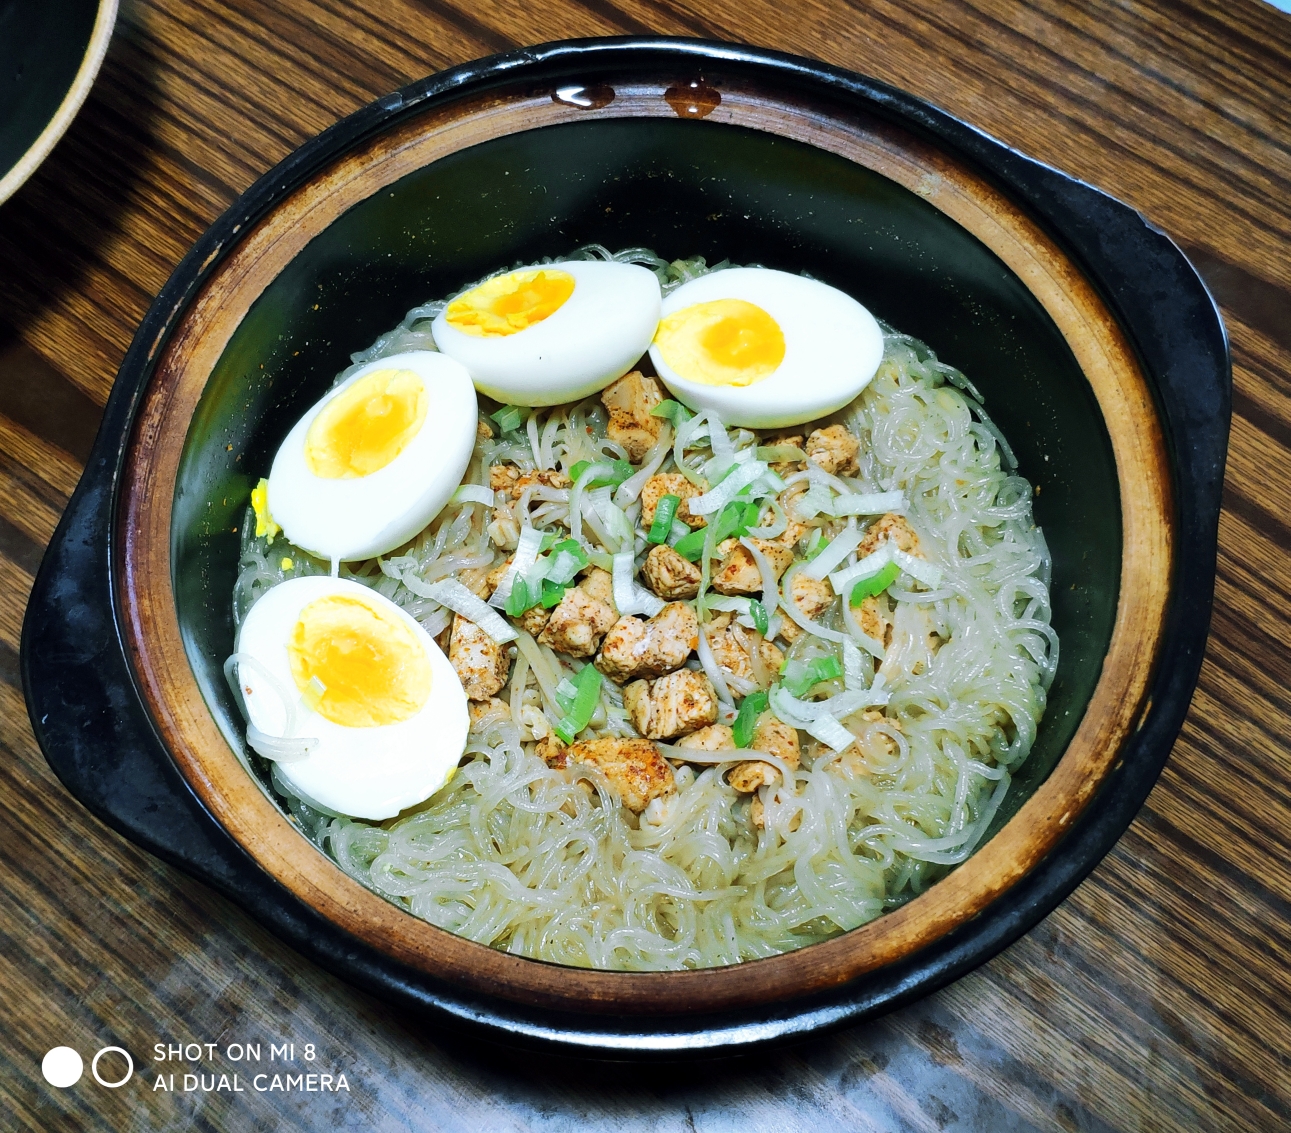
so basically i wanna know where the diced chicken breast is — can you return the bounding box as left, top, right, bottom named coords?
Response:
left=488, top=464, right=572, bottom=500
left=706, top=623, right=783, bottom=690
left=623, top=669, right=718, bottom=739
left=711, top=538, right=794, bottom=596
left=640, top=472, right=706, bottom=530
left=537, top=570, right=618, bottom=657
left=676, top=724, right=736, bottom=752
left=561, top=736, right=675, bottom=813
left=449, top=614, right=511, bottom=700
left=751, top=712, right=801, bottom=768
left=779, top=569, right=836, bottom=643
left=858, top=593, right=893, bottom=648
left=595, top=601, right=698, bottom=683
left=858, top=512, right=922, bottom=559
left=468, top=696, right=509, bottom=729
left=601, top=371, right=665, bottom=461
left=805, top=424, right=860, bottom=476
left=640, top=543, right=702, bottom=600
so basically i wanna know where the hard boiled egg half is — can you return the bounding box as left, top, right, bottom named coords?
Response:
left=648, top=267, right=884, bottom=429
left=235, top=575, right=469, bottom=820
left=267, top=351, right=477, bottom=563
left=431, top=260, right=661, bottom=406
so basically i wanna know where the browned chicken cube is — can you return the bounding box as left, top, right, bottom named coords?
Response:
left=752, top=712, right=801, bottom=767
left=488, top=464, right=572, bottom=500
left=805, top=424, right=860, bottom=476
left=595, top=601, right=698, bottom=683
left=764, top=433, right=806, bottom=475
left=601, top=371, right=665, bottom=461
left=449, top=614, right=511, bottom=700
left=537, top=568, right=618, bottom=657
left=640, top=472, right=706, bottom=530
left=711, top=538, right=795, bottom=596
left=779, top=569, right=837, bottom=643
left=558, top=736, right=675, bottom=813
left=640, top=543, right=702, bottom=600
left=469, top=696, right=509, bottom=729
left=705, top=622, right=783, bottom=690
left=858, top=593, right=894, bottom=647
left=728, top=760, right=781, bottom=792
left=676, top=724, right=735, bottom=752
left=858, top=512, right=922, bottom=559
left=728, top=710, right=802, bottom=790
left=623, top=669, right=718, bottom=740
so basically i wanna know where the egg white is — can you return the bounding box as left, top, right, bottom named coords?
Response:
left=268, top=351, right=477, bottom=563
left=235, top=575, right=469, bottom=820
left=431, top=260, right=661, bottom=406
left=647, top=268, right=884, bottom=429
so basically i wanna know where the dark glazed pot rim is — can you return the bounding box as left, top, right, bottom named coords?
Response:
left=22, top=37, right=1230, bottom=1057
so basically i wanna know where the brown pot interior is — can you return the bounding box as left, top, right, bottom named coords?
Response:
left=116, top=72, right=1173, bottom=1016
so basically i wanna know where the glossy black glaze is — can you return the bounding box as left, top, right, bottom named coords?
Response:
left=0, top=0, right=99, bottom=183
left=21, top=39, right=1229, bottom=1057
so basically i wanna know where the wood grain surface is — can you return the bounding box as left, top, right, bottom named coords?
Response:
left=0, top=1, right=1286, bottom=1130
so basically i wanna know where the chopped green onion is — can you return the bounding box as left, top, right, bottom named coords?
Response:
left=650, top=399, right=693, bottom=427
left=779, top=656, right=844, bottom=696
left=849, top=562, right=901, bottom=605
left=538, top=531, right=562, bottom=553
left=648, top=494, right=681, bottom=543
left=732, top=691, right=769, bottom=748
left=672, top=526, right=709, bottom=561
left=540, top=578, right=569, bottom=608
left=490, top=405, right=525, bottom=433
left=749, top=600, right=769, bottom=636
left=570, top=458, right=634, bottom=488
left=803, top=528, right=826, bottom=560
left=504, top=576, right=534, bottom=617
left=672, top=498, right=760, bottom=561
left=554, top=664, right=603, bottom=743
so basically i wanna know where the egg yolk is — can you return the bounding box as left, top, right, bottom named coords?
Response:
left=654, top=299, right=785, bottom=387
left=287, top=594, right=432, bottom=728
left=305, top=369, right=427, bottom=479
left=443, top=269, right=576, bottom=337
left=251, top=477, right=280, bottom=542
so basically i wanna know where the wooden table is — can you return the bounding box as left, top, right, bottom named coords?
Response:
left=1, top=1, right=1287, bottom=1129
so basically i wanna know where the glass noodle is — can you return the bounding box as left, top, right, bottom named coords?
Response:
left=229, top=246, right=1056, bottom=971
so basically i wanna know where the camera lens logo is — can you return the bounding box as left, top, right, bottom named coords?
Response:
left=41, top=1047, right=133, bottom=1089
left=41, top=1048, right=82, bottom=1088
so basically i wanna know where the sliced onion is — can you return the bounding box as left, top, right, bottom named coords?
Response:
left=738, top=536, right=782, bottom=617
left=804, top=522, right=861, bottom=580
left=452, top=484, right=495, bottom=506
left=828, top=543, right=894, bottom=595
left=612, top=551, right=666, bottom=617
left=418, top=607, right=453, bottom=640
left=842, top=638, right=867, bottom=690
left=696, top=626, right=735, bottom=708
left=690, top=461, right=769, bottom=516
left=803, top=712, right=856, bottom=753
left=830, top=490, right=905, bottom=517
left=614, top=422, right=673, bottom=506
left=843, top=599, right=886, bottom=659
left=746, top=497, right=788, bottom=539
left=426, top=579, right=518, bottom=643
left=779, top=562, right=847, bottom=642
left=489, top=524, right=544, bottom=608
left=893, top=548, right=944, bottom=588
left=706, top=408, right=734, bottom=467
